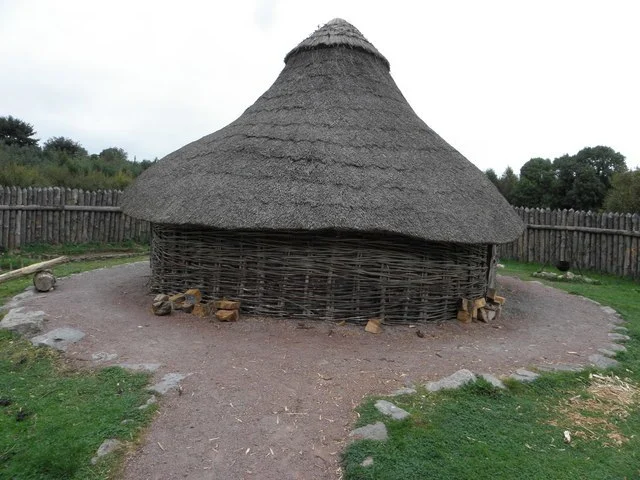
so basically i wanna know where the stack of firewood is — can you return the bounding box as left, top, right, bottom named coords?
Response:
left=151, top=289, right=240, bottom=321
left=457, top=288, right=505, bottom=323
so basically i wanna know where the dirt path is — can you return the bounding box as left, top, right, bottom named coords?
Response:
left=16, top=262, right=616, bottom=479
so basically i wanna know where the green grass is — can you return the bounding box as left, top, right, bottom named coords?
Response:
left=0, top=247, right=154, bottom=479
left=343, top=261, right=640, bottom=479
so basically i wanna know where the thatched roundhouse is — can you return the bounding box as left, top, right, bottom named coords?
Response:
left=123, top=19, right=523, bottom=324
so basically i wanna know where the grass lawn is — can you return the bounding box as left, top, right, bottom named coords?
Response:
left=0, top=246, right=154, bottom=479
left=342, top=261, right=640, bottom=479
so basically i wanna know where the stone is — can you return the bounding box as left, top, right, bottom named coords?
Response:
left=349, top=422, right=388, bottom=441
left=117, top=363, right=162, bottom=373
left=601, top=306, right=617, bottom=315
left=608, top=333, right=630, bottom=342
left=0, top=307, right=45, bottom=336
left=30, top=327, right=85, bottom=351
left=374, top=400, right=410, bottom=420
left=361, top=457, right=374, bottom=467
left=216, top=309, right=239, bottom=322
left=390, top=387, right=417, bottom=396
left=510, top=369, right=539, bottom=382
left=214, top=299, right=240, bottom=310
left=536, top=364, right=584, bottom=373
left=138, top=395, right=157, bottom=410
left=479, top=373, right=506, bottom=389
left=612, top=326, right=628, bottom=333
left=91, top=439, right=121, bottom=465
left=605, top=343, right=627, bottom=353
left=152, top=301, right=172, bottom=316
left=184, top=289, right=202, bottom=305
left=426, top=369, right=476, bottom=392
left=149, top=372, right=187, bottom=394
left=597, top=348, right=618, bottom=358
left=0, top=289, right=35, bottom=312
left=365, top=318, right=383, bottom=334
left=92, top=352, right=118, bottom=362
left=589, top=354, right=619, bottom=369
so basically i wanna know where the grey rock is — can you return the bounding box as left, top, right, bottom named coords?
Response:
left=479, top=373, right=506, bottom=389
left=597, top=348, right=618, bottom=358
left=0, top=308, right=45, bottom=336
left=1, top=289, right=35, bottom=312
left=361, top=456, right=374, bottom=467
left=510, top=369, right=539, bottom=382
left=374, top=400, right=410, bottom=420
left=610, top=314, right=625, bottom=325
left=605, top=343, right=627, bottom=352
left=30, top=327, right=85, bottom=351
left=92, top=352, right=118, bottom=362
left=579, top=296, right=601, bottom=306
left=426, top=369, right=476, bottom=392
left=589, top=354, right=619, bottom=369
left=149, top=372, right=187, bottom=394
left=117, top=363, right=161, bottom=373
left=138, top=395, right=157, bottom=410
left=349, top=422, right=388, bottom=441
left=390, top=387, right=417, bottom=396
left=601, top=306, right=617, bottom=315
left=608, top=333, right=630, bottom=342
left=612, top=326, right=628, bottom=333
left=90, top=438, right=121, bottom=465
left=536, top=364, right=584, bottom=373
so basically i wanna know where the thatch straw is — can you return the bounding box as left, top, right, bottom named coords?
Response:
left=122, top=18, right=523, bottom=244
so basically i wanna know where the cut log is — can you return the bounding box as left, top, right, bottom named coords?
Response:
left=457, top=310, right=472, bottom=323
left=365, top=318, right=383, bottom=334
left=0, top=256, right=69, bottom=284
left=192, top=303, right=212, bottom=317
left=184, top=289, right=202, bottom=305
left=152, top=301, right=172, bottom=316
left=216, top=309, right=239, bottom=322
left=214, top=299, right=240, bottom=310
left=33, top=270, right=56, bottom=292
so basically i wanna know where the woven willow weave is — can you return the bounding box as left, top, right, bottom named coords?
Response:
left=150, top=225, right=489, bottom=324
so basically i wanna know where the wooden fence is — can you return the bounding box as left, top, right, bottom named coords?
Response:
left=498, top=207, right=640, bottom=279
left=0, top=186, right=150, bottom=249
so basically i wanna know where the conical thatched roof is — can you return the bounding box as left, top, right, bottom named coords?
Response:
left=123, top=18, right=523, bottom=244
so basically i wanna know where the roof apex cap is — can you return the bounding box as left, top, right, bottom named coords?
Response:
left=284, top=18, right=390, bottom=69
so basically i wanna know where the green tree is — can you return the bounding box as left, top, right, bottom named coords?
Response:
left=0, top=116, right=38, bottom=147
left=43, top=136, right=88, bottom=157
left=573, top=145, right=626, bottom=190
left=511, top=158, right=555, bottom=207
left=484, top=168, right=500, bottom=188
left=99, top=147, right=128, bottom=163
left=604, top=170, right=640, bottom=213
left=552, top=146, right=626, bottom=211
left=497, top=166, right=519, bottom=204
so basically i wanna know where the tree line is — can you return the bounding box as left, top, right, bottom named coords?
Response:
left=486, top=146, right=640, bottom=214
left=0, top=115, right=155, bottom=190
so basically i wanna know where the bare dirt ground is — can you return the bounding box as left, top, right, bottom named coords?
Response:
left=16, top=262, right=616, bottom=480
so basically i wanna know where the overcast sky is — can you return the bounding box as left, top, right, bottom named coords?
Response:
left=1, top=0, right=638, bottom=174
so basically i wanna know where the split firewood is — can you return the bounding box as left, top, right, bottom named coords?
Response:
left=365, top=318, right=383, bottom=334
left=216, top=309, right=239, bottom=322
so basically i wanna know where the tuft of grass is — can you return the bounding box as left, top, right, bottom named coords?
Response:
left=342, top=261, right=640, bottom=479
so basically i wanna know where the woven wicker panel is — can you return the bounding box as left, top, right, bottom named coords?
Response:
left=150, top=225, right=489, bottom=324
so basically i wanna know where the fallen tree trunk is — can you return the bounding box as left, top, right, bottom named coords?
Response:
left=0, top=256, right=69, bottom=284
